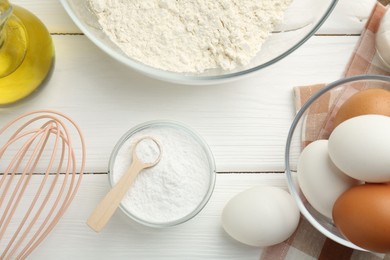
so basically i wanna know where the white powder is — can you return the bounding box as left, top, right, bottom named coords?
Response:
left=135, top=137, right=161, bottom=164
left=112, top=125, right=213, bottom=224
left=90, top=0, right=292, bottom=73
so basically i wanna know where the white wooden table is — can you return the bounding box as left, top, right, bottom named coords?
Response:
left=3, top=0, right=377, bottom=258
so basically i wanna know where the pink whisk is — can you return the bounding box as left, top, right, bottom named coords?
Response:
left=0, top=110, right=86, bottom=259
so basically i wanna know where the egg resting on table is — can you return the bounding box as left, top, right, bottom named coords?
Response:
left=221, top=186, right=300, bottom=247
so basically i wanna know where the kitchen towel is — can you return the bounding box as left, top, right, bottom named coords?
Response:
left=262, top=2, right=390, bottom=260
left=295, top=2, right=390, bottom=147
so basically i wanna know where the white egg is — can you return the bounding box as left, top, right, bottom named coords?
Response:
left=328, top=115, right=390, bottom=182
left=297, top=140, right=360, bottom=219
left=376, top=7, right=390, bottom=69
left=221, top=186, right=299, bottom=247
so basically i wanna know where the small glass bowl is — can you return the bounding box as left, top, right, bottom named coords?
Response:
left=285, top=74, right=390, bottom=251
left=108, top=120, right=216, bottom=228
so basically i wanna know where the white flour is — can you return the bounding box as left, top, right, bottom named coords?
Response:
left=90, top=0, right=292, bottom=73
left=112, top=125, right=212, bottom=224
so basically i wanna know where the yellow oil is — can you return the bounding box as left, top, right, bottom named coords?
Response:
left=0, top=5, right=54, bottom=105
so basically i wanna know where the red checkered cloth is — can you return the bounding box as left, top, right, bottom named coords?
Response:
left=262, top=3, right=390, bottom=259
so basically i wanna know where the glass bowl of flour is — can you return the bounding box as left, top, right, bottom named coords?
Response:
left=60, top=0, right=337, bottom=85
left=108, top=121, right=216, bottom=228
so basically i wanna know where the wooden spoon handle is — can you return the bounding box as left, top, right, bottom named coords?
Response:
left=87, top=160, right=144, bottom=232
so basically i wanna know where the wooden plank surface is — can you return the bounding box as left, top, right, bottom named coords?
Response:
left=25, top=174, right=287, bottom=259
left=0, top=35, right=358, bottom=173
left=1, top=0, right=380, bottom=258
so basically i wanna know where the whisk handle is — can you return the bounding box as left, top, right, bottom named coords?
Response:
left=86, top=160, right=144, bottom=232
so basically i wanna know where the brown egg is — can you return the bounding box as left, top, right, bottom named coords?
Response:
left=333, top=184, right=390, bottom=252
left=333, top=88, right=390, bottom=128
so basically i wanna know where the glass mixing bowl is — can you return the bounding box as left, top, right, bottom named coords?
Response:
left=285, top=74, right=390, bottom=251
left=60, top=0, right=337, bottom=85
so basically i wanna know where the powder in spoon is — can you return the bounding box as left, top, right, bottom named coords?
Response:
left=135, top=137, right=161, bottom=164
left=111, top=124, right=214, bottom=224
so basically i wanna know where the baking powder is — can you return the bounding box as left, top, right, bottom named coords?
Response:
left=135, top=138, right=161, bottom=164
left=111, top=124, right=213, bottom=224
left=90, top=0, right=292, bottom=73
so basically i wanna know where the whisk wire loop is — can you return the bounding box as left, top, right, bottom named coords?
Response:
left=0, top=110, right=86, bottom=259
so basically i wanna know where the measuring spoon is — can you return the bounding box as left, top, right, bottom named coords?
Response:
left=87, top=136, right=162, bottom=232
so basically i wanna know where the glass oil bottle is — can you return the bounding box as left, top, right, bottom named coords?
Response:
left=0, top=0, right=54, bottom=105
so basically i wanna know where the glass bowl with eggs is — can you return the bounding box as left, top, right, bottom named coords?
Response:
left=285, top=74, right=390, bottom=253
left=59, top=0, right=337, bottom=85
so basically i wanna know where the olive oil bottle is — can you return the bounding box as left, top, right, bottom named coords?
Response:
left=0, top=0, right=54, bottom=105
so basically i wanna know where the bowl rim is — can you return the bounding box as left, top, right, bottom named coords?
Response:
left=285, top=74, right=390, bottom=251
left=107, top=120, right=216, bottom=228
left=59, top=0, right=339, bottom=84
